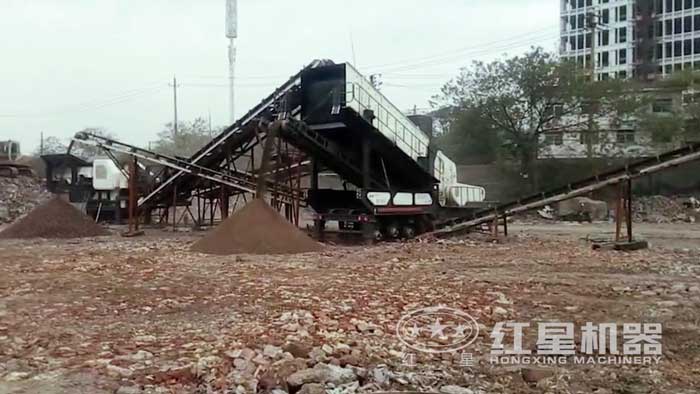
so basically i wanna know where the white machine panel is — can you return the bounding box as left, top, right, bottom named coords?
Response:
left=344, top=64, right=430, bottom=161
left=93, top=159, right=127, bottom=191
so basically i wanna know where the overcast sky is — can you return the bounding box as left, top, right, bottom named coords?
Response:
left=0, top=0, right=559, bottom=154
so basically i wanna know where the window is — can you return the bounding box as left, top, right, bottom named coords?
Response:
left=619, top=5, right=627, bottom=22
left=616, top=130, right=636, bottom=144
left=601, top=30, right=610, bottom=46
left=602, top=51, right=610, bottom=67
left=685, top=16, right=692, bottom=33
left=580, top=132, right=601, bottom=145
left=665, top=19, right=673, bottom=35
left=675, top=40, right=683, bottom=57
left=618, top=27, right=627, bottom=43
left=674, top=18, right=682, bottom=35
left=685, top=39, right=692, bottom=56
left=619, top=49, right=627, bottom=64
left=544, top=133, right=563, bottom=146
left=602, top=9, right=610, bottom=24
left=653, top=98, right=673, bottom=113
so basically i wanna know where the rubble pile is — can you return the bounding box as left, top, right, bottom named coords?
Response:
left=633, top=195, right=694, bottom=223
left=191, top=198, right=322, bottom=255
left=0, top=176, right=50, bottom=224
left=0, top=196, right=109, bottom=239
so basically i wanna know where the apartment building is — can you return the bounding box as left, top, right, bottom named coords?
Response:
left=560, top=0, right=700, bottom=80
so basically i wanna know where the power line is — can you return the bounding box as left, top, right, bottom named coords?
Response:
left=179, top=26, right=560, bottom=83
left=0, top=85, right=169, bottom=118
left=362, top=26, right=559, bottom=71
left=372, top=32, right=558, bottom=74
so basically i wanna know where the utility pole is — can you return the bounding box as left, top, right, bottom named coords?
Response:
left=586, top=11, right=600, bottom=163
left=586, top=12, right=599, bottom=81
left=226, top=0, right=238, bottom=124
left=169, top=76, right=179, bottom=137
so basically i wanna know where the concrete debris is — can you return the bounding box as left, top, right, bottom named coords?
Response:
left=287, top=363, right=356, bottom=387
left=521, top=368, right=554, bottom=384
left=558, top=197, right=608, bottom=222
left=0, top=176, right=50, bottom=224
left=1, top=235, right=698, bottom=393
left=115, top=385, right=142, bottom=394
left=440, top=385, right=476, bottom=394
left=297, top=383, right=326, bottom=394
left=634, top=195, right=699, bottom=223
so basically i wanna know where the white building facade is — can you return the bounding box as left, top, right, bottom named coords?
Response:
left=560, top=0, right=700, bottom=80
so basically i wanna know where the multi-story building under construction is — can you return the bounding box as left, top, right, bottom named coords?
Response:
left=560, top=0, right=700, bottom=80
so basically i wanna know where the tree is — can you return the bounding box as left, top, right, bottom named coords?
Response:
left=433, top=106, right=501, bottom=165
left=35, top=128, right=115, bottom=161
left=34, top=136, right=66, bottom=156
left=435, top=47, right=637, bottom=189
left=70, top=128, right=115, bottom=161
left=152, top=117, right=218, bottom=157
left=636, top=70, right=700, bottom=144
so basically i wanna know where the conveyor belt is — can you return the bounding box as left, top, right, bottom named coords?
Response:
left=432, top=141, right=700, bottom=236
left=138, top=59, right=333, bottom=208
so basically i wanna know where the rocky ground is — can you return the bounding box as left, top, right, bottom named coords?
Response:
left=0, top=230, right=699, bottom=394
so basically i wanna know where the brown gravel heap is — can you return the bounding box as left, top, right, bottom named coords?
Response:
left=191, top=198, right=322, bottom=255
left=0, top=197, right=109, bottom=239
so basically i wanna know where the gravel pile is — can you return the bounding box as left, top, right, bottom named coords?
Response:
left=0, top=176, right=51, bottom=224
left=191, top=198, right=322, bottom=255
left=0, top=197, right=109, bottom=239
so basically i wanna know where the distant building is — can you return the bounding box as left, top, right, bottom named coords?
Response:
left=560, top=0, right=700, bottom=81
left=539, top=86, right=692, bottom=159
left=0, top=140, right=20, bottom=161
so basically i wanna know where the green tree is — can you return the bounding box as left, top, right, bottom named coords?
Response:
left=636, top=70, right=700, bottom=144
left=433, top=106, right=501, bottom=165
left=435, top=47, right=637, bottom=188
left=152, top=117, right=219, bottom=157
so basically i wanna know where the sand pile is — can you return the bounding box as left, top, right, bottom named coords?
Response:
left=191, top=199, right=322, bottom=255
left=0, top=197, right=109, bottom=239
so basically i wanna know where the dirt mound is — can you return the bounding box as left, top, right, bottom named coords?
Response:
left=0, top=197, right=109, bottom=239
left=191, top=199, right=322, bottom=255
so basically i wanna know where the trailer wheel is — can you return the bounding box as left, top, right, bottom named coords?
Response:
left=385, top=222, right=401, bottom=239
left=401, top=225, right=416, bottom=239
